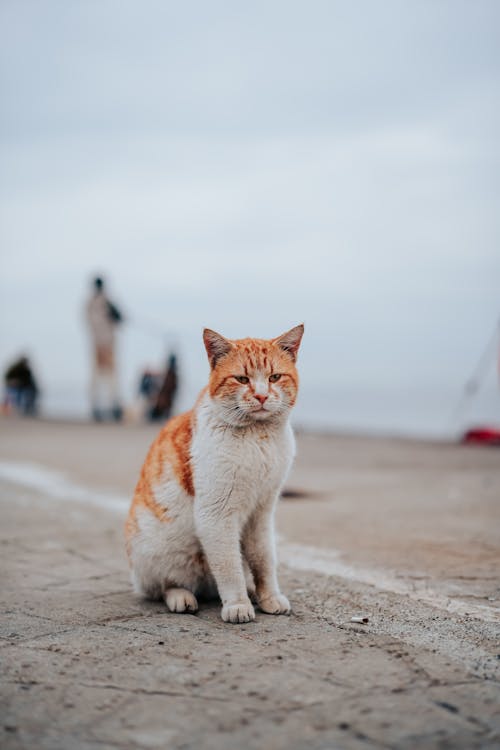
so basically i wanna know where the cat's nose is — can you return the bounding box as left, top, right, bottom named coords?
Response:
left=254, top=394, right=268, bottom=405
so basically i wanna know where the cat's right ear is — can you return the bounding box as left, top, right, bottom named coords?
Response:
left=273, top=324, right=304, bottom=362
left=203, top=328, right=233, bottom=369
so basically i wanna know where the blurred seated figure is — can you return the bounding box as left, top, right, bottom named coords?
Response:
left=150, top=353, right=178, bottom=421
left=131, top=354, right=178, bottom=423
left=4, top=355, right=39, bottom=416
left=139, top=370, right=159, bottom=402
left=126, top=368, right=161, bottom=423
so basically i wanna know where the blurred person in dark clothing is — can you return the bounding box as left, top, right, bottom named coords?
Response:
left=4, top=355, right=39, bottom=416
left=139, top=370, right=160, bottom=402
left=85, top=276, right=124, bottom=422
left=150, top=353, right=178, bottom=421
left=131, top=368, right=161, bottom=422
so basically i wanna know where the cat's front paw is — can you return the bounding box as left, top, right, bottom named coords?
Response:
left=221, top=599, right=255, bottom=624
left=258, top=592, right=291, bottom=615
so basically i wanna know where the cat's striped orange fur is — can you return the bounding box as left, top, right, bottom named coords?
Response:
left=125, top=411, right=195, bottom=549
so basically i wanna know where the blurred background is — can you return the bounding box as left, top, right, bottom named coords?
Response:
left=1, top=0, right=499, bottom=438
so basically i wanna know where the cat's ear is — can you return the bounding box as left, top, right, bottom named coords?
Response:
left=203, top=328, right=234, bottom=368
left=273, top=324, right=304, bottom=362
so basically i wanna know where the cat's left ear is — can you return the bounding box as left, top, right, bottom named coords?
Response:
left=203, top=328, right=234, bottom=369
left=273, top=324, right=304, bottom=362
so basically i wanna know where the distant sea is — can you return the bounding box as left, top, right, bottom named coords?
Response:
left=41, top=380, right=499, bottom=440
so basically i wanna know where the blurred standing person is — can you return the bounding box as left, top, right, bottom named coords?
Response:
left=85, top=276, right=124, bottom=422
left=3, top=355, right=39, bottom=416
left=150, top=353, right=178, bottom=421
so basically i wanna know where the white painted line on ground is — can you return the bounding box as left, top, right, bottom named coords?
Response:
left=278, top=540, right=499, bottom=623
left=0, top=460, right=129, bottom=514
left=1, top=460, right=498, bottom=623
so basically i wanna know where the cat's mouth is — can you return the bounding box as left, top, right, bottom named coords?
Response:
left=248, top=405, right=273, bottom=419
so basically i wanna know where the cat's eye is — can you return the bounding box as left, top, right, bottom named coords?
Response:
left=269, top=373, right=282, bottom=382
left=234, top=375, right=249, bottom=384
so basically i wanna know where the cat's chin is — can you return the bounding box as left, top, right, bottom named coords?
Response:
left=248, top=408, right=275, bottom=421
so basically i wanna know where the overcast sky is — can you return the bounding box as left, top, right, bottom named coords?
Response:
left=1, top=1, right=499, bottom=435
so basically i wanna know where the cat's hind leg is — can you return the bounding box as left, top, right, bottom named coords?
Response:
left=243, top=558, right=256, bottom=600
left=164, top=587, right=198, bottom=614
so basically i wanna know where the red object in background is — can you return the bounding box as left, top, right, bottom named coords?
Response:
left=462, top=427, right=500, bottom=446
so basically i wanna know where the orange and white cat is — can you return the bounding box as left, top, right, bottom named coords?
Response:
left=125, top=324, right=304, bottom=624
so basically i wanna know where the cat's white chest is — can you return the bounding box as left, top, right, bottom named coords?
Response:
left=192, top=398, right=295, bottom=513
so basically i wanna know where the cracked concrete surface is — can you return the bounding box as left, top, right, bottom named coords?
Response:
left=1, top=419, right=499, bottom=749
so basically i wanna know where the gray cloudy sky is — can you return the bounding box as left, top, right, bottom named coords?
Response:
left=1, top=1, right=499, bottom=435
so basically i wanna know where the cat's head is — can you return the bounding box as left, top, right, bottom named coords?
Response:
left=203, top=325, right=304, bottom=426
